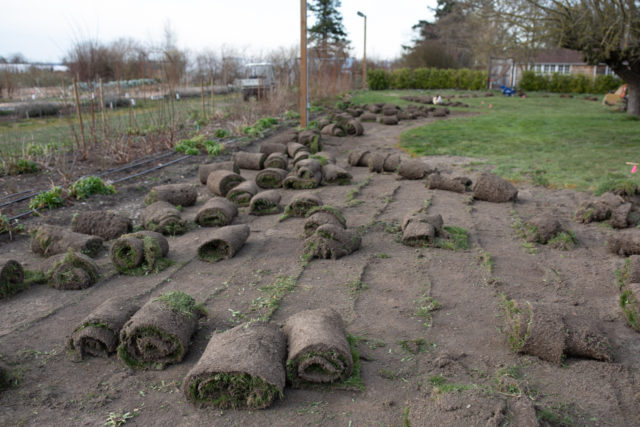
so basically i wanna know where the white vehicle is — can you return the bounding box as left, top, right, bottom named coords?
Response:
left=239, top=63, right=275, bottom=101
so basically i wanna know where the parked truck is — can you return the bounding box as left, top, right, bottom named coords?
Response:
left=239, top=63, right=275, bottom=101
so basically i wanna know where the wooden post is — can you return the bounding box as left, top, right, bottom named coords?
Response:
left=300, top=0, right=308, bottom=128
left=99, top=79, right=107, bottom=141
left=72, top=78, right=86, bottom=157
left=362, top=15, right=367, bottom=90
left=201, top=78, right=206, bottom=120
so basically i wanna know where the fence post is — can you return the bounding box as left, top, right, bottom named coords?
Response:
left=99, top=79, right=107, bottom=141
left=201, top=79, right=206, bottom=120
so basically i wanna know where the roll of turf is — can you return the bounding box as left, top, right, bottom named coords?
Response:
left=198, top=161, right=240, bottom=185
left=110, top=231, right=170, bottom=275
left=68, top=296, right=141, bottom=361
left=283, top=308, right=353, bottom=386
left=141, top=201, right=186, bottom=235
left=197, top=224, right=251, bottom=263
left=249, top=190, right=282, bottom=216
left=118, top=291, right=202, bottom=369
left=144, top=183, right=198, bottom=207
left=234, top=152, right=266, bottom=170
left=264, top=153, right=288, bottom=170
left=284, top=193, right=322, bottom=218
left=45, top=249, right=100, bottom=290
left=0, top=260, right=25, bottom=299
left=226, top=180, right=259, bottom=207
left=304, top=206, right=346, bottom=237
left=195, top=197, right=238, bottom=227
left=321, top=164, right=352, bottom=185
left=182, top=323, right=286, bottom=409
left=304, top=224, right=361, bottom=260
left=206, top=169, right=245, bottom=197
left=71, top=211, right=132, bottom=241
left=30, top=224, right=103, bottom=258
left=255, top=168, right=288, bottom=189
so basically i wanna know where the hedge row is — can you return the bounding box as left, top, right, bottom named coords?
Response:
left=367, top=68, right=488, bottom=91
left=518, top=71, right=621, bottom=94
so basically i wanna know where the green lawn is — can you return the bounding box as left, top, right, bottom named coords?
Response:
left=350, top=90, right=640, bottom=193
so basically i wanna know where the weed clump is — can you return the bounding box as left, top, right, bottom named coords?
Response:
left=69, top=176, right=116, bottom=200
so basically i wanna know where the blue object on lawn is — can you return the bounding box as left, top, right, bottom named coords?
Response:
left=500, top=85, right=515, bottom=96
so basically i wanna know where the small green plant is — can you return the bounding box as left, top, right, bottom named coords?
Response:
left=69, top=176, right=116, bottom=200
left=414, top=294, right=440, bottom=327
left=433, top=226, right=469, bottom=251
left=428, top=375, right=473, bottom=394
left=378, top=253, right=390, bottom=259
left=536, top=402, right=576, bottom=427
left=7, top=158, right=39, bottom=175
left=0, top=215, right=24, bottom=236
left=204, top=140, right=224, bottom=156
left=285, top=110, right=300, bottom=120
left=29, top=187, right=63, bottom=210
left=398, top=338, right=430, bottom=355
left=105, top=408, right=141, bottom=426
left=250, top=275, right=297, bottom=321
left=477, top=250, right=494, bottom=273
left=214, top=128, right=230, bottom=138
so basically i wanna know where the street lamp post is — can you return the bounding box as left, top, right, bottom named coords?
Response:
left=357, top=11, right=367, bottom=91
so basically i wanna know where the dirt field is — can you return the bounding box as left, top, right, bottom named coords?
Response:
left=1, top=113, right=639, bottom=426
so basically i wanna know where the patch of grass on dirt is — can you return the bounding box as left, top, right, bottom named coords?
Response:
left=477, top=249, right=494, bottom=273
left=250, top=275, right=297, bottom=321
left=105, top=407, right=141, bottom=426
left=28, top=186, right=63, bottom=210
left=69, top=176, right=116, bottom=200
left=398, top=338, right=430, bottom=355
left=536, top=402, right=576, bottom=427
left=353, top=90, right=640, bottom=193
left=616, top=258, right=631, bottom=290
left=414, top=294, right=441, bottom=327
left=434, top=226, right=469, bottom=251
left=345, top=175, right=372, bottom=207
left=428, top=375, right=473, bottom=394
left=5, top=158, right=39, bottom=175
left=547, top=230, right=578, bottom=250
left=346, top=278, right=368, bottom=297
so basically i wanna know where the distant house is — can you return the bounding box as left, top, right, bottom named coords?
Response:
left=0, top=63, right=68, bottom=73
left=490, top=48, right=616, bottom=88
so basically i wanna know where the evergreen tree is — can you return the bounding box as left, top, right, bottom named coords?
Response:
left=308, top=0, right=350, bottom=57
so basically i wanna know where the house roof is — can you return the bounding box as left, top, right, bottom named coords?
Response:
left=532, top=48, right=585, bottom=64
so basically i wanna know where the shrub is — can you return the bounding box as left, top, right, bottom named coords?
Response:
left=391, top=68, right=413, bottom=89
left=7, top=158, right=39, bottom=175
left=367, top=69, right=391, bottom=90
left=69, top=176, right=116, bottom=200
left=519, top=70, right=621, bottom=94
left=29, top=187, right=64, bottom=210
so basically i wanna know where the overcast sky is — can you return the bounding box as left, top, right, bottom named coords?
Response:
left=0, top=1, right=436, bottom=63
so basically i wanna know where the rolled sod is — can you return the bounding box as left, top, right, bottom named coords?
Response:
left=322, top=164, right=352, bottom=185
left=432, top=107, right=449, bottom=117
left=608, top=229, right=640, bottom=256
left=304, top=206, right=346, bottom=237
left=283, top=308, right=353, bottom=386
left=264, top=153, right=288, bottom=170
left=234, top=152, right=266, bottom=170
left=298, top=130, right=320, bottom=146
left=259, top=141, right=287, bottom=156
left=427, top=174, right=468, bottom=194
left=45, top=249, right=100, bottom=290
left=197, top=224, right=250, bottom=263
left=30, top=224, right=103, bottom=258
left=182, top=323, right=286, bottom=409
left=255, top=168, right=288, bottom=189
left=68, top=296, right=141, bottom=361
left=283, top=173, right=322, bottom=190
left=503, top=300, right=612, bottom=364
left=110, top=231, right=170, bottom=275
left=195, top=197, right=238, bottom=227
left=348, top=150, right=371, bottom=167
left=402, top=213, right=443, bottom=247
left=611, top=203, right=633, bottom=229
left=379, top=115, right=398, bottom=125
left=292, top=150, right=310, bottom=165
left=71, top=210, right=132, bottom=241
left=295, top=159, right=323, bottom=180
left=321, top=123, right=346, bottom=137
left=249, top=190, right=282, bottom=216
left=383, top=154, right=402, bottom=172
left=398, top=159, right=430, bottom=180
left=206, top=169, right=245, bottom=197
left=344, top=119, right=364, bottom=136
left=287, top=142, right=308, bottom=159
left=118, top=291, right=202, bottom=370
left=1, top=260, right=25, bottom=299
left=141, top=201, right=187, bottom=235
left=226, top=180, right=259, bottom=207
left=304, top=224, right=361, bottom=260
left=198, top=161, right=240, bottom=185
left=144, top=183, right=198, bottom=207
left=524, top=215, right=562, bottom=244
left=359, top=111, right=377, bottom=122
left=368, top=152, right=387, bottom=173
left=473, top=172, right=518, bottom=203
left=284, top=192, right=323, bottom=218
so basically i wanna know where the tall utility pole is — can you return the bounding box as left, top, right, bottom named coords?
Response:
left=357, top=11, right=367, bottom=90
left=300, top=0, right=308, bottom=128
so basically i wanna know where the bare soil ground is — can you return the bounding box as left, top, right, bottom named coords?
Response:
left=1, top=113, right=639, bottom=426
